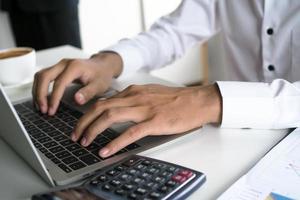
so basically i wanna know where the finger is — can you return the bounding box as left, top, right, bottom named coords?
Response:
left=110, top=84, right=141, bottom=99
left=71, top=97, right=136, bottom=141
left=34, top=62, right=66, bottom=113
left=74, top=81, right=107, bottom=105
left=80, top=106, right=148, bottom=147
left=48, top=65, right=82, bottom=115
left=99, top=121, right=153, bottom=157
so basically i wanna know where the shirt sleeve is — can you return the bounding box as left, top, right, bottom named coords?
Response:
left=104, top=0, right=220, bottom=78
left=217, top=79, right=300, bottom=129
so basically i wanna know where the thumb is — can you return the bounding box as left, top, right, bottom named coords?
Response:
left=75, top=83, right=105, bottom=105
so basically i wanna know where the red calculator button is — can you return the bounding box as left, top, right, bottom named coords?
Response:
left=172, top=175, right=187, bottom=183
left=178, top=170, right=194, bottom=178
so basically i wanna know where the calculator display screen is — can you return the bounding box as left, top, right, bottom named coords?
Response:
left=33, top=187, right=104, bottom=200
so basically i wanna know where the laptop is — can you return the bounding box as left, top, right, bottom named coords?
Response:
left=0, top=83, right=183, bottom=186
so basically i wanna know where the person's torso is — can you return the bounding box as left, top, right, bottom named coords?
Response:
left=217, top=0, right=300, bottom=83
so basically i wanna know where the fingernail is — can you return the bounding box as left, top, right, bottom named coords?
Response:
left=77, top=93, right=85, bottom=104
left=81, top=137, right=87, bottom=146
left=48, top=107, right=55, bottom=116
left=41, top=105, right=47, bottom=114
left=100, top=147, right=109, bottom=157
left=71, top=133, right=76, bottom=141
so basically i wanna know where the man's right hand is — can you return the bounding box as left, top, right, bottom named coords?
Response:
left=32, top=52, right=123, bottom=116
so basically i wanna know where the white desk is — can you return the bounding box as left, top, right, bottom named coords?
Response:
left=0, top=46, right=289, bottom=200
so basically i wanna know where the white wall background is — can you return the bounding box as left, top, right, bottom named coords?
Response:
left=0, top=0, right=204, bottom=85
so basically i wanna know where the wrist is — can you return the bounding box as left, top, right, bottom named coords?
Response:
left=90, top=52, right=123, bottom=78
left=197, top=83, right=222, bottom=124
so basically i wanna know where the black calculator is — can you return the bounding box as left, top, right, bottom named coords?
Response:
left=32, top=155, right=206, bottom=200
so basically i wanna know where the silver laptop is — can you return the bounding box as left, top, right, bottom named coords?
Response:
left=0, top=83, right=182, bottom=186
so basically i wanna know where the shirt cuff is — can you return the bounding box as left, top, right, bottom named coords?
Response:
left=102, top=40, right=145, bottom=80
left=217, top=81, right=275, bottom=129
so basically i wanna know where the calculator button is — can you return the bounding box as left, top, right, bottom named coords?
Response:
left=122, top=183, right=134, bottom=191
left=178, top=169, right=194, bottom=178
left=133, top=177, right=145, bottom=184
left=115, top=165, right=126, bottom=172
left=161, top=171, right=172, bottom=178
left=102, top=184, right=112, bottom=191
left=128, top=193, right=138, bottom=200
left=146, top=167, right=160, bottom=174
left=135, top=187, right=147, bottom=195
left=141, top=160, right=151, bottom=166
left=115, top=188, right=125, bottom=196
left=149, top=192, right=162, bottom=199
left=145, top=182, right=159, bottom=189
left=166, top=166, right=177, bottom=172
left=158, top=185, right=169, bottom=193
left=154, top=176, right=165, bottom=183
left=98, top=175, right=108, bottom=182
left=166, top=180, right=177, bottom=187
left=110, top=179, right=121, bottom=187
left=120, top=173, right=133, bottom=181
left=171, top=174, right=187, bottom=183
left=123, top=156, right=141, bottom=167
left=90, top=180, right=99, bottom=186
left=141, top=172, right=151, bottom=179
left=106, top=169, right=119, bottom=177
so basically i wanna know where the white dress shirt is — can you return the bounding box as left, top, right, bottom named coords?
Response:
left=106, top=0, right=300, bottom=129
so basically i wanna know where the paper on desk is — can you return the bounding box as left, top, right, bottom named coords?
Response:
left=218, top=128, right=300, bottom=200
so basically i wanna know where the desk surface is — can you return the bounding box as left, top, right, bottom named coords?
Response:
left=0, top=46, right=288, bottom=200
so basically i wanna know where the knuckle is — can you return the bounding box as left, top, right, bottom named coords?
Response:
left=127, top=126, right=142, bottom=139
left=103, top=109, right=116, bottom=121
left=68, top=59, right=83, bottom=68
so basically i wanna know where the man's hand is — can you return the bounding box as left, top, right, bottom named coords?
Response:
left=32, top=52, right=123, bottom=115
left=71, top=84, right=222, bottom=158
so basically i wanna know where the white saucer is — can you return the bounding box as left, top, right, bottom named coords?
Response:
left=3, top=66, right=43, bottom=91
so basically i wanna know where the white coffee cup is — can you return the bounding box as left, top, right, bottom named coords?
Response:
left=0, top=47, right=36, bottom=86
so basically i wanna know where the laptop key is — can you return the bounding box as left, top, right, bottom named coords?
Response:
left=37, top=136, right=52, bottom=144
left=125, top=143, right=140, bottom=151
left=56, top=151, right=72, bottom=159
left=58, top=163, right=72, bottom=173
left=41, top=126, right=56, bottom=133
left=45, top=152, right=55, bottom=159
left=72, top=149, right=89, bottom=157
left=69, top=161, right=86, bottom=170
left=59, top=139, right=73, bottom=146
left=47, top=130, right=62, bottom=137
left=65, top=143, right=82, bottom=151
left=62, top=156, right=78, bottom=165
left=27, top=128, right=41, bottom=135
left=85, top=142, right=100, bottom=151
left=49, top=146, right=64, bottom=154
left=39, top=147, right=48, bottom=154
left=51, top=157, right=61, bottom=164
left=53, top=134, right=68, bottom=142
left=31, top=132, right=45, bottom=139
left=57, top=126, right=72, bottom=135
left=94, top=136, right=109, bottom=145
left=43, top=141, right=58, bottom=148
left=79, top=154, right=101, bottom=165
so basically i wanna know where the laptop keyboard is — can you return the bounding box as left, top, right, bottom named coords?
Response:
left=14, top=101, right=140, bottom=173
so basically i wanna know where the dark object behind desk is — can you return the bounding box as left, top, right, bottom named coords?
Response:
left=1, top=0, right=81, bottom=50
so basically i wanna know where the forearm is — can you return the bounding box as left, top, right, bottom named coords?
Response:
left=218, top=79, right=300, bottom=129
left=104, top=0, right=220, bottom=78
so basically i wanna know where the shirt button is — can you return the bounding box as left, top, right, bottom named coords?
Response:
left=268, top=65, right=275, bottom=71
left=266, top=28, right=274, bottom=35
